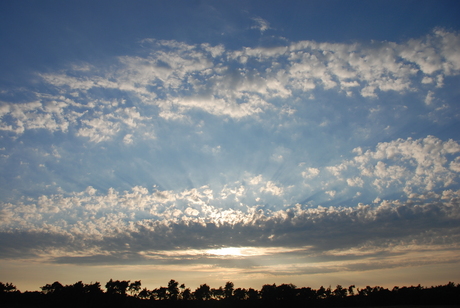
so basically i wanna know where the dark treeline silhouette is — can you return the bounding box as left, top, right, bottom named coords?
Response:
left=1, top=280, right=459, bottom=308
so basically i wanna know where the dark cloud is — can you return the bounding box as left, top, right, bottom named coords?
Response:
left=1, top=195, right=459, bottom=274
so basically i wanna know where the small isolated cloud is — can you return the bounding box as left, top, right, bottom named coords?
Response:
left=251, top=17, right=271, bottom=33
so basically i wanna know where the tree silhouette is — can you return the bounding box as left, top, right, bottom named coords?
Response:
left=105, top=279, right=130, bottom=295
left=348, top=284, right=355, bottom=296
left=167, top=279, right=179, bottom=300
left=128, top=280, right=142, bottom=297
left=194, top=284, right=211, bottom=300
left=41, top=281, right=64, bottom=294
left=138, top=287, right=151, bottom=300
left=317, top=285, right=326, bottom=299
left=224, top=281, right=234, bottom=299
left=0, top=282, right=17, bottom=293
left=333, top=284, right=347, bottom=298
left=276, top=283, right=297, bottom=300
left=233, top=287, right=247, bottom=300
left=212, top=286, right=224, bottom=300
left=261, top=283, right=277, bottom=301
left=2, top=279, right=460, bottom=307
left=297, top=287, right=316, bottom=301
left=154, top=286, right=168, bottom=300
left=247, top=287, right=259, bottom=300
left=181, top=287, right=192, bottom=300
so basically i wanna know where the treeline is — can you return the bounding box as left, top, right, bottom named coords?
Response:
left=1, top=280, right=459, bottom=308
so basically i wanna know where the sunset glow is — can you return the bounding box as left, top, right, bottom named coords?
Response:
left=0, top=0, right=460, bottom=292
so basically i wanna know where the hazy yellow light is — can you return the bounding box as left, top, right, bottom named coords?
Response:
left=206, top=247, right=243, bottom=256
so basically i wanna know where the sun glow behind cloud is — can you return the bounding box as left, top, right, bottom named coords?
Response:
left=207, top=247, right=250, bottom=257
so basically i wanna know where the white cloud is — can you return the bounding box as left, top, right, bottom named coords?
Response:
left=327, top=136, right=460, bottom=195
left=1, top=29, right=460, bottom=140
left=326, top=163, right=347, bottom=178
left=1, top=184, right=460, bottom=271
left=260, top=181, right=284, bottom=196
left=347, top=177, right=364, bottom=187
left=123, top=134, right=134, bottom=144
left=450, top=157, right=460, bottom=172
left=77, top=116, right=120, bottom=143
left=251, top=17, right=271, bottom=33
left=425, top=91, right=435, bottom=105
left=421, top=76, right=433, bottom=84
left=249, top=175, right=263, bottom=185
left=302, top=167, right=320, bottom=179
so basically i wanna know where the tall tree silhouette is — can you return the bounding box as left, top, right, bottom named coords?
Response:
left=167, top=279, right=179, bottom=300
left=224, top=281, right=234, bottom=299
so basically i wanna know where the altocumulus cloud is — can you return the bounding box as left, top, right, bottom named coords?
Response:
left=1, top=28, right=460, bottom=277
left=0, top=182, right=459, bottom=273
left=1, top=135, right=460, bottom=273
left=1, top=28, right=459, bottom=142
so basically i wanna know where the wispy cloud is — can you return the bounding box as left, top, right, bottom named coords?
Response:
left=251, top=17, right=271, bottom=33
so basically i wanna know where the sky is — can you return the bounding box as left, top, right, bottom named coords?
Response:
left=1, top=0, right=460, bottom=292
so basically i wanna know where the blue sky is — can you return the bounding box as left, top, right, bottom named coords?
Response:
left=1, top=0, right=460, bottom=292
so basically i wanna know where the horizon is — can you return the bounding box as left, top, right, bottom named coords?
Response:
left=1, top=0, right=460, bottom=292
left=4, top=279, right=459, bottom=294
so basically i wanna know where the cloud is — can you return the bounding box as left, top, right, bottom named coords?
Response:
left=1, top=29, right=459, bottom=142
left=302, top=167, right=320, bottom=179
left=251, top=17, right=271, bottom=33
left=425, top=90, right=435, bottom=105
left=1, top=28, right=460, bottom=280
left=1, top=184, right=459, bottom=275
left=324, top=136, right=460, bottom=196
left=260, top=181, right=284, bottom=196
left=347, top=177, right=364, bottom=187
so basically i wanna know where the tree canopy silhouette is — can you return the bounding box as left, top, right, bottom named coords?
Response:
left=1, top=279, right=459, bottom=307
